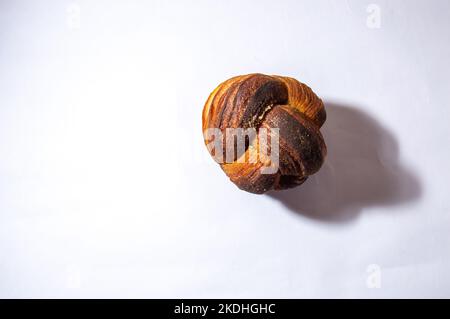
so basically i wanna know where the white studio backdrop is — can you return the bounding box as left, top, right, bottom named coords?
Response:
left=0, top=0, right=449, bottom=298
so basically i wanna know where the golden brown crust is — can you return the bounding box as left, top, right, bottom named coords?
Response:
left=202, top=73, right=326, bottom=194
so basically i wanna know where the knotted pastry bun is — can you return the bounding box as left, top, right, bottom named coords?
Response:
left=202, top=73, right=326, bottom=194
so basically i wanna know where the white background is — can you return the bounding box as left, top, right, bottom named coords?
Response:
left=1, top=0, right=449, bottom=298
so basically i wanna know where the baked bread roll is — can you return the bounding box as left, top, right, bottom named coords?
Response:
left=202, top=73, right=326, bottom=194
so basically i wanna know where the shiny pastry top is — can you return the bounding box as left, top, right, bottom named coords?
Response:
left=202, top=73, right=327, bottom=194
